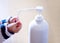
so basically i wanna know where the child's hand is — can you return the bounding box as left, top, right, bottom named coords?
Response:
left=7, top=16, right=22, bottom=33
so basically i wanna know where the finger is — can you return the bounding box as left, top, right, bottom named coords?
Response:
left=15, top=24, right=22, bottom=33
left=16, top=21, right=22, bottom=27
left=10, top=17, right=19, bottom=23
left=7, top=23, right=16, bottom=28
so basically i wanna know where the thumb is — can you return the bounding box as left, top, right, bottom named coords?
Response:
left=7, top=23, right=16, bottom=28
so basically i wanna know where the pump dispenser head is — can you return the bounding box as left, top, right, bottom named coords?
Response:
left=35, top=6, right=43, bottom=15
left=35, top=6, right=44, bottom=23
left=17, top=6, right=43, bottom=16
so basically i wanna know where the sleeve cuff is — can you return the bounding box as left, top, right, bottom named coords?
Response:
left=1, top=23, right=9, bottom=39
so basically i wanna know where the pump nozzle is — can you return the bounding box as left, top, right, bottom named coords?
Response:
left=16, top=6, right=43, bottom=15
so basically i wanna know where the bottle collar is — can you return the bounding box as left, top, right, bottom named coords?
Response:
left=35, top=15, right=43, bottom=24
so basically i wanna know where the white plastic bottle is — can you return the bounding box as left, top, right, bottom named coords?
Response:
left=28, top=6, right=48, bottom=43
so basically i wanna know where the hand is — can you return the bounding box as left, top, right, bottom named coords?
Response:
left=7, top=17, right=22, bottom=33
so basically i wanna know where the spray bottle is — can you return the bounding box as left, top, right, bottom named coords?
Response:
left=28, top=6, right=48, bottom=43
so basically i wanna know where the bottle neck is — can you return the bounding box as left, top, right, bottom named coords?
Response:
left=35, top=15, right=44, bottom=24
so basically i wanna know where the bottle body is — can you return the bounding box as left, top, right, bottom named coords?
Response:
left=28, top=15, right=48, bottom=43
